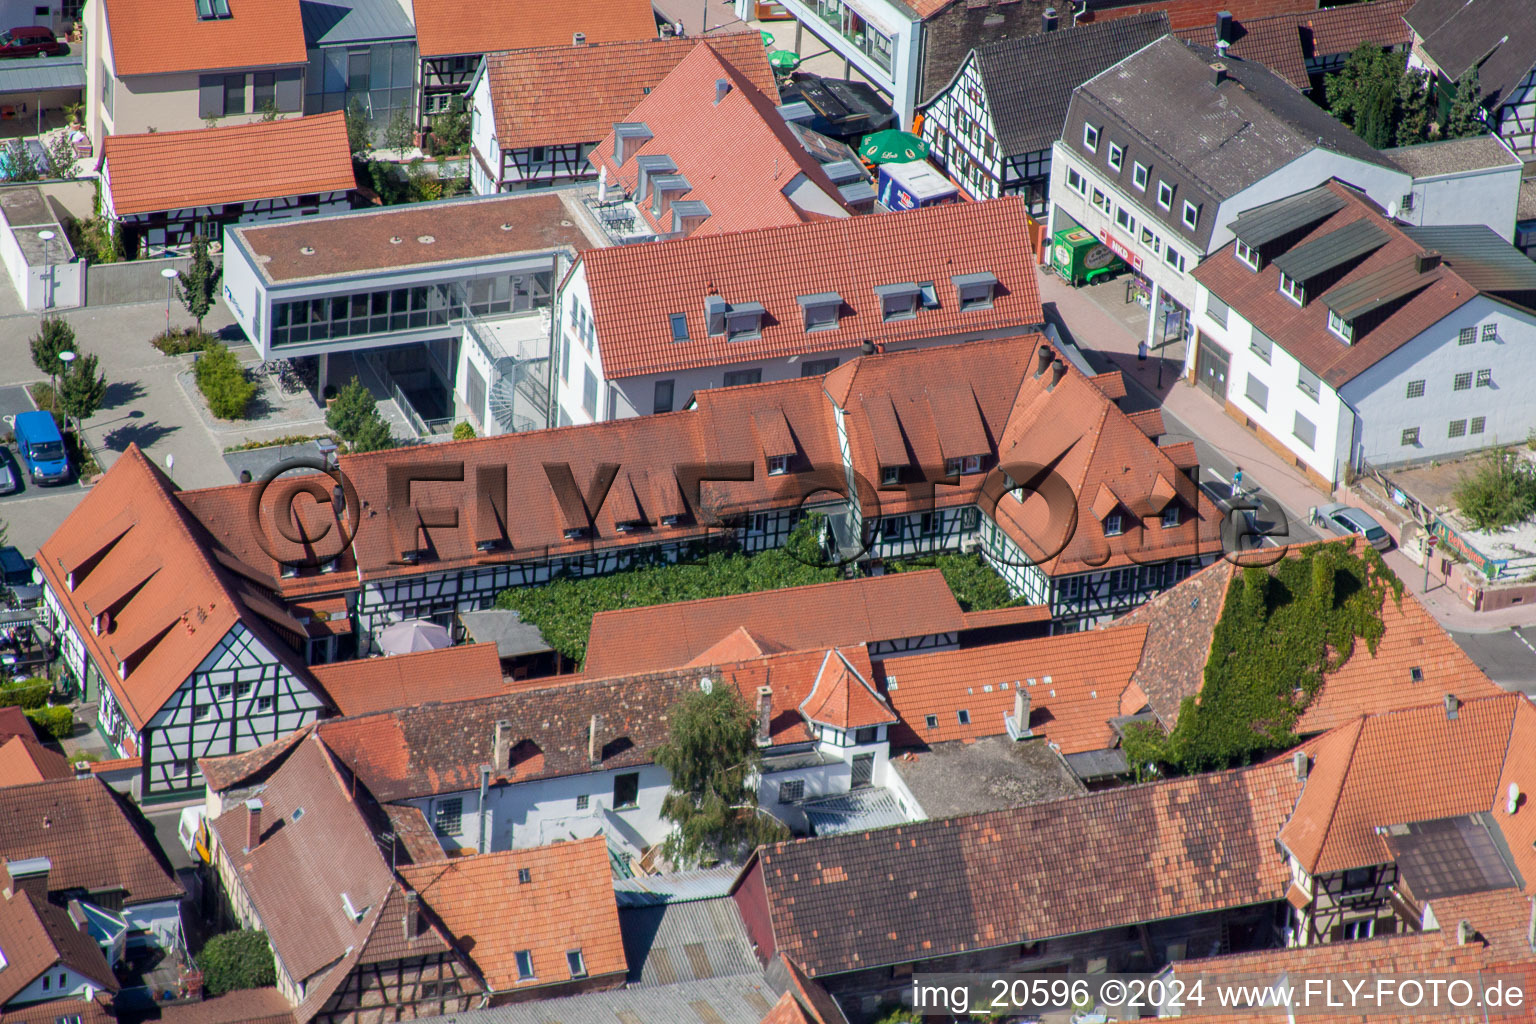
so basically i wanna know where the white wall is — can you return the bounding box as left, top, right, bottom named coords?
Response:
left=219, top=233, right=264, bottom=345
left=124, top=898, right=182, bottom=949
left=554, top=260, right=603, bottom=425
left=1217, top=150, right=1410, bottom=253
left=1192, top=287, right=1353, bottom=485
left=1397, top=161, right=1522, bottom=241
left=1343, top=294, right=1536, bottom=468
left=468, top=71, right=498, bottom=196
left=0, top=209, right=83, bottom=312
left=9, top=965, right=105, bottom=1006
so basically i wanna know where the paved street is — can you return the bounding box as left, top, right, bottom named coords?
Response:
left=1451, top=627, right=1536, bottom=692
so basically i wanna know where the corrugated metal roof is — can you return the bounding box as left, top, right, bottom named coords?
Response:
left=803, top=787, right=910, bottom=835
left=1272, top=218, right=1388, bottom=282
left=613, top=865, right=739, bottom=907
left=618, top=898, right=761, bottom=987
left=300, top=0, right=414, bottom=46
left=1320, top=258, right=1441, bottom=322
left=0, top=54, right=84, bottom=94
left=425, top=973, right=778, bottom=1024
left=1403, top=224, right=1536, bottom=294
left=1063, top=748, right=1130, bottom=781
left=1229, top=186, right=1348, bottom=249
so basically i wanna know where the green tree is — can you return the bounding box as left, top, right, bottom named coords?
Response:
left=2, top=139, right=40, bottom=182
left=1442, top=66, right=1484, bottom=138
left=194, top=343, right=256, bottom=420
left=349, top=412, right=396, bottom=452
left=382, top=106, right=416, bottom=155
left=198, top=930, right=277, bottom=996
left=29, top=316, right=75, bottom=378
left=257, top=100, right=280, bottom=122
left=1395, top=66, right=1433, bottom=146
left=325, top=376, right=379, bottom=439
left=344, top=98, right=374, bottom=156
left=44, top=132, right=77, bottom=180
left=58, top=351, right=108, bottom=430
left=452, top=421, right=476, bottom=440
left=1327, top=45, right=1414, bottom=146
left=430, top=97, right=471, bottom=156
left=1453, top=449, right=1536, bottom=530
left=654, top=686, right=787, bottom=867
left=176, top=232, right=222, bottom=336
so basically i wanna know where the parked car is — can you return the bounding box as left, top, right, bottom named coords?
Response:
left=0, top=447, right=18, bottom=495
left=0, top=26, right=67, bottom=57
left=1316, top=502, right=1392, bottom=551
left=13, top=410, right=69, bottom=485
left=0, top=545, right=39, bottom=607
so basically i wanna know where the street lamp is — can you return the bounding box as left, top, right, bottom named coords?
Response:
left=37, top=229, right=54, bottom=310
left=57, top=350, right=75, bottom=436
left=160, top=266, right=179, bottom=338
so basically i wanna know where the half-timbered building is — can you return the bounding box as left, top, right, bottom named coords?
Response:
left=1405, top=0, right=1536, bottom=160
left=920, top=12, right=1168, bottom=209
left=99, top=113, right=355, bottom=256
left=409, top=0, right=657, bottom=126
left=466, top=35, right=777, bottom=195
left=34, top=447, right=327, bottom=798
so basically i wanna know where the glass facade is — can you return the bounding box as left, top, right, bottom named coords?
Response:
left=270, top=271, right=552, bottom=348
left=305, top=42, right=417, bottom=140
left=812, top=0, right=892, bottom=72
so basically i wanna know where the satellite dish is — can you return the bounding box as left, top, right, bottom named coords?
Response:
left=1386, top=200, right=1399, bottom=219
left=699, top=676, right=713, bottom=694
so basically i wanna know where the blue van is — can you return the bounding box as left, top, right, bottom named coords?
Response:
left=13, top=410, right=69, bottom=485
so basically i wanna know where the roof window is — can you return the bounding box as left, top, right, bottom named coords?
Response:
left=668, top=312, right=688, bottom=342
left=195, top=0, right=231, bottom=18
left=518, top=867, right=531, bottom=884
left=567, top=950, right=587, bottom=978
left=515, top=950, right=535, bottom=981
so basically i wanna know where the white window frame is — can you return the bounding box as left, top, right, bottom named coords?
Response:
left=1066, top=165, right=1087, bottom=196
left=1156, top=180, right=1173, bottom=210
left=1161, top=505, right=1180, bottom=528
left=1132, top=162, right=1148, bottom=190
left=1235, top=238, right=1260, bottom=271
left=1182, top=200, right=1199, bottom=230
left=1164, top=246, right=1186, bottom=273
left=1114, top=206, right=1135, bottom=233
left=1327, top=310, right=1353, bottom=343
left=767, top=454, right=789, bottom=476
left=1103, top=512, right=1124, bottom=537
left=1107, top=141, right=1124, bottom=171
left=1279, top=272, right=1305, bottom=306
left=1083, top=123, right=1100, bottom=152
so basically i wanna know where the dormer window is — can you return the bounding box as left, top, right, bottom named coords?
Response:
left=875, top=282, right=920, bottom=321
left=1235, top=238, right=1260, bottom=271
left=1157, top=180, right=1173, bottom=210
left=612, top=122, right=652, bottom=165
left=1107, top=141, right=1123, bottom=172
left=650, top=174, right=690, bottom=217
left=1131, top=162, right=1148, bottom=191
left=726, top=303, right=764, bottom=340
left=945, top=455, right=983, bottom=475
left=1104, top=512, right=1124, bottom=537
left=1328, top=310, right=1354, bottom=343
left=1182, top=200, right=1200, bottom=230
left=705, top=295, right=727, bottom=336
left=614, top=518, right=643, bottom=533
left=1279, top=272, right=1305, bottom=306
left=563, top=526, right=589, bottom=541
left=660, top=513, right=684, bottom=527
left=797, top=291, right=842, bottom=332
left=952, top=272, right=997, bottom=311
left=1160, top=505, right=1181, bottom=528
left=281, top=564, right=300, bottom=579
left=195, top=0, right=231, bottom=18
left=881, top=465, right=901, bottom=486
left=768, top=454, right=789, bottom=475
left=1083, top=123, right=1099, bottom=152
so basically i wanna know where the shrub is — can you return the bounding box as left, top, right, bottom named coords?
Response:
left=26, top=704, right=73, bottom=740
left=152, top=327, right=218, bottom=355
left=199, top=930, right=277, bottom=996
left=326, top=377, right=394, bottom=451
left=453, top=421, right=476, bottom=440
left=1453, top=449, right=1536, bottom=531
left=0, top=677, right=51, bottom=709
left=195, top=343, right=256, bottom=420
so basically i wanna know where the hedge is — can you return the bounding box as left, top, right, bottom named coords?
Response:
left=194, top=343, right=256, bottom=420
left=26, top=705, right=73, bottom=740
left=0, top=677, right=51, bottom=709
left=199, top=930, right=277, bottom=996
left=887, top=552, right=1017, bottom=612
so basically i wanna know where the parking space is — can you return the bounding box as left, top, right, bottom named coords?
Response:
left=0, top=383, right=36, bottom=424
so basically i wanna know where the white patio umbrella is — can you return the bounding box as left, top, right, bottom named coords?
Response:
left=377, top=618, right=452, bottom=655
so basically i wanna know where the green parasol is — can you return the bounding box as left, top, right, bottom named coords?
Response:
left=768, top=49, right=801, bottom=71
left=858, top=129, right=929, bottom=164
left=761, top=29, right=775, bottom=46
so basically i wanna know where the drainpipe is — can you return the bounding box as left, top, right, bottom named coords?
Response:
left=476, top=764, right=491, bottom=853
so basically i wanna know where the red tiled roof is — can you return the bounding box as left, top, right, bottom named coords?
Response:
left=583, top=570, right=963, bottom=678
left=0, top=994, right=115, bottom=1024
left=153, top=987, right=296, bottom=1024
left=0, top=889, right=116, bottom=1004
left=310, top=643, right=507, bottom=717
left=103, top=0, right=307, bottom=76
left=412, top=0, right=657, bottom=58
left=799, top=649, right=898, bottom=730
left=102, top=113, right=355, bottom=218
left=34, top=446, right=310, bottom=728
left=957, top=604, right=1052, bottom=629
left=1279, top=693, right=1530, bottom=876
left=0, top=776, right=183, bottom=905
left=484, top=34, right=776, bottom=151
left=1184, top=0, right=1413, bottom=91
left=0, top=706, right=31, bottom=743
left=754, top=758, right=1303, bottom=977
left=589, top=43, right=850, bottom=237
left=881, top=623, right=1149, bottom=754
left=399, top=839, right=625, bottom=993
left=580, top=197, right=1040, bottom=381
left=1089, top=0, right=1317, bottom=34
left=1193, top=181, right=1477, bottom=389
left=759, top=993, right=815, bottom=1024
left=0, top=735, right=71, bottom=785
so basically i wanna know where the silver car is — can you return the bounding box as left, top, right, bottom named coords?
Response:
left=1316, top=502, right=1392, bottom=551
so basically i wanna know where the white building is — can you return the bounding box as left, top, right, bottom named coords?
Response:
left=1188, top=180, right=1536, bottom=488
left=1381, top=134, right=1524, bottom=241
left=555, top=196, right=1042, bottom=425
left=1051, top=37, right=1426, bottom=353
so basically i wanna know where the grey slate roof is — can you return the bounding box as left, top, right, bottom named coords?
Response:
left=1089, top=38, right=1405, bottom=197
left=619, top=896, right=760, bottom=987
left=300, top=0, right=414, bottom=46
left=1404, top=0, right=1536, bottom=107
left=1062, top=747, right=1130, bottom=781
left=1229, top=185, right=1348, bottom=248
left=419, top=973, right=781, bottom=1024
left=1319, top=258, right=1441, bottom=320
left=1402, top=224, right=1536, bottom=294
left=457, top=608, right=552, bottom=657
left=1272, top=218, right=1389, bottom=282
left=1383, top=135, right=1521, bottom=178
left=0, top=54, right=84, bottom=94
left=965, top=12, right=1170, bottom=157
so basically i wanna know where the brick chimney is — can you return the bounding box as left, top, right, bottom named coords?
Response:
left=244, top=799, right=264, bottom=853
left=756, top=686, right=773, bottom=747
left=493, top=719, right=511, bottom=773
left=1013, top=689, right=1031, bottom=737
left=3, top=857, right=51, bottom=901
left=403, top=890, right=421, bottom=942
